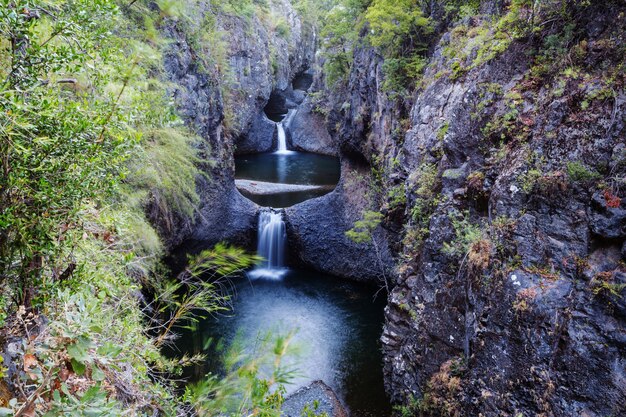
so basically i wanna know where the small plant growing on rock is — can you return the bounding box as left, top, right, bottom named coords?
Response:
left=467, top=238, right=492, bottom=277
left=346, top=210, right=391, bottom=293
left=467, top=171, right=485, bottom=191
left=417, top=357, right=466, bottom=417
left=566, top=161, right=601, bottom=183
left=442, top=211, right=484, bottom=259
left=590, top=271, right=626, bottom=300
left=387, top=185, right=407, bottom=210
left=513, top=287, right=538, bottom=313
left=300, top=399, right=329, bottom=417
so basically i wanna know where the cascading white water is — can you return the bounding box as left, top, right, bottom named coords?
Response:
left=275, top=122, right=291, bottom=154
left=248, top=210, right=287, bottom=279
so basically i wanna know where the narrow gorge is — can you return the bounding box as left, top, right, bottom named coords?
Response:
left=1, top=1, right=624, bottom=417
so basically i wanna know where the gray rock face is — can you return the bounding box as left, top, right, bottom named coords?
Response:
left=158, top=1, right=315, bottom=249
left=285, top=164, right=394, bottom=283
left=288, top=99, right=337, bottom=156
left=236, top=112, right=276, bottom=155
left=312, top=2, right=626, bottom=416
left=376, top=7, right=626, bottom=417
left=589, top=191, right=626, bottom=239
left=281, top=381, right=347, bottom=417
left=190, top=176, right=258, bottom=248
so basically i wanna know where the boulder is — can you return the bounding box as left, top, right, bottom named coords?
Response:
left=288, top=99, right=337, bottom=156
left=236, top=112, right=276, bottom=154
left=285, top=169, right=394, bottom=282
left=281, top=381, right=347, bottom=417
left=588, top=191, right=626, bottom=239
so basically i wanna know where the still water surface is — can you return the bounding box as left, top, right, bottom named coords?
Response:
left=234, top=152, right=340, bottom=207
left=172, top=269, right=391, bottom=417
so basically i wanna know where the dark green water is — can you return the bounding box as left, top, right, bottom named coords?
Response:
left=235, top=152, right=340, bottom=185
left=170, top=269, right=391, bottom=417
left=235, top=152, right=340, bottom=207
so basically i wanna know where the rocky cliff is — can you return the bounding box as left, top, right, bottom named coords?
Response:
left=313, top=1, right=625, bottom=415
left=158, top=0, right=315, bottom=249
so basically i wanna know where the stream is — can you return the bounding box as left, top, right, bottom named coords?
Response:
left=172, top=81, right=390, bottom=415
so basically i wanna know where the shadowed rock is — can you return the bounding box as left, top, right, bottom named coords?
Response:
left=281, top=381, right=347, bottom=417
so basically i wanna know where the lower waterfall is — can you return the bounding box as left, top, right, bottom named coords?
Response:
left=248, top=209, right=287, bottom=279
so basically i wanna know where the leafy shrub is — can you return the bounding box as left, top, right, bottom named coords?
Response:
left=364, top=0, right=433, bottom=55
left=346, top=211, right=384, bottom=244
left=442, top=211, right=484, bottom=258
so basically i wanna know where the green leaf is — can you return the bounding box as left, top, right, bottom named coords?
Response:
left=67, top=343, right=89, bottom=363
left=70, top=358, right=86, bottom=376
left=92, top=366, right=106, bottom=382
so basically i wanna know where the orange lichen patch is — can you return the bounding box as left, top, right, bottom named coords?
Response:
left=421, top=358, right=466, bottom=417
left=603, top=189, right=621, bottom=208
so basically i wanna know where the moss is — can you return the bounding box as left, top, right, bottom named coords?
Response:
left=437, top=121, right=450, bottom=141
left=566, top=161, right=601, bottom=183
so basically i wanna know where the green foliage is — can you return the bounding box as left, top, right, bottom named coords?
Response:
left=214, top=0, right=258, bottom=19
left=272, top=14, right=291, bottom=39
left=364, top=0, right=432, bottom=55
left=520, top=168, right=542, bottom=193
left=346, top=210, right=384, bottom=244
left=184, top=331, right=298, bottom=417
left=442, top=0, right=480, bottom=20
left=364, top=0, right=432, bottom=93
left=443, top=19, right=513, bottom=81
left=393, top=395, right=425, bottom=417
left=404, top=163, right=440, bottom=253
left=301, top=400, right=329, bottom=417
left=442, top=211, right=484, bottom=258
left=0, top=0, right=134, bottom=306
left=128, top=127, right=203, bottom=221
left=566, top=161, right=601, bottom=183
left=318, top=0, right=367, bottom=88
left=437, top=121, right=450, bottom=141
left=387, top=185, right=407, bottom=209
left=155, top=243, right=260, bottom=347
left=381, top=55, right=427, bottom=96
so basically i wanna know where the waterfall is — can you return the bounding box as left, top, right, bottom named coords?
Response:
left=249, top=210, right=287, bottom=279
left=275, top=122, right=293, bottom=155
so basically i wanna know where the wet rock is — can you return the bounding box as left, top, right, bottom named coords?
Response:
left=281, top=381, right=347, bottom=417
left=289, top=99, right=337, bottom=156
left=589, top=191, right=626, bottom=239
left=235, top=179, right=333, bottom=195
left=236, top=112, right=276, bottom=155
left=190, top=177, right=258, bottom=249
left=285, top=167, right=394, bottom=282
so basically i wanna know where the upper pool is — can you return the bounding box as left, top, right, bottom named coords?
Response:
left=235, top=152, right=340, bottom=208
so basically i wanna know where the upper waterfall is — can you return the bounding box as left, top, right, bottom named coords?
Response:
left=275, top=122, right=294, bottom=155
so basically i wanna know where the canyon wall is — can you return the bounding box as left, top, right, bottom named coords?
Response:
left=157, top=0, right=315, bottom=250
left=313, top=1, right=626, bottom=415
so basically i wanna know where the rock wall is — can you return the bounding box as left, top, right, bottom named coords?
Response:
left=159, top=0, right=316, bottom=249
left=288, top=98, right=337, bottom=155
left=285, top=159, right=394, bottom=282
left=312, top=1, right=626, bottom=415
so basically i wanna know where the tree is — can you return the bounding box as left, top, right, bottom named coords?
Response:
left=0, top=0, right=131, bottom=306
left=364, top=0, right=433, bottom=56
